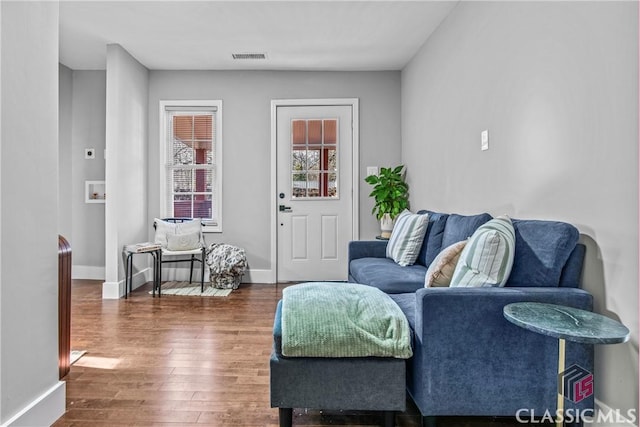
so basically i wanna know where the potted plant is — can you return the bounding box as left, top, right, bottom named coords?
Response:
left=365, top=165, right=409, bottom=238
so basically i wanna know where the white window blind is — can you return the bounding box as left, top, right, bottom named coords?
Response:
left=160, top=101, right=222, bottom=231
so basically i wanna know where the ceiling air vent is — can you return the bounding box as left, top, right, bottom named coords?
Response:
left=232, top=53, right=267, bottom=60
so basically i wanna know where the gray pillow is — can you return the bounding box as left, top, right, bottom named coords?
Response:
left=153, top=218, right=176, bottom=247
left=166, top=231, right=201, bottom=251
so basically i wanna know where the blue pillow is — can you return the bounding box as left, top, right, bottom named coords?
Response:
left=505, top=219, right=579, bottom=287
left=441, top=213, right=492, bottom=248
left=416, top=211, right=449, bottom=267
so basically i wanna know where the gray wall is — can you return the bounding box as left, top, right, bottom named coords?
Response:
left=59, top=68, right=107, bottom=277
left=59, top=64, right=73, bottom=240
left=147, top=71, right=401, bottom=274
left=104, top=44, right=150, bottom=292
left=402, top=0, right=638, bottom=416
left=1, top=1, right=64, bottom=424
left=71, top=71, right=106, bottom=272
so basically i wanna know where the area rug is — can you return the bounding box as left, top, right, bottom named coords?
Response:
left=70, top=350, right=87, bottom=365
left=150, top=281, right=233, bottom=297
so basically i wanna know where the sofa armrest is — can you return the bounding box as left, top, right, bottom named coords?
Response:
left=348, top=240, right=387, bottom=263
left=408, top=287, right=594, bottom=417
left=414, top=287, right=593, bottom=337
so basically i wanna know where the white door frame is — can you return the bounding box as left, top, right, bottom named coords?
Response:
left=270, top=98, right=360, bottom=283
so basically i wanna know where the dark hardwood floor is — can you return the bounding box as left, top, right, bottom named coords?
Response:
left=53, top=280, right=532, bottom=426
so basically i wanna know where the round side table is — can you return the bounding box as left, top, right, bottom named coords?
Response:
left=504, top=302, right=629, bottom=427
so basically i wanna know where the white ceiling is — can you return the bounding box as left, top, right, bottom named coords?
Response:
left=59, top=1, right=458, bottom=71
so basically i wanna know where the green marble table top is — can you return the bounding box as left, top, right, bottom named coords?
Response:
left=503, top=302, right=629, bottom=345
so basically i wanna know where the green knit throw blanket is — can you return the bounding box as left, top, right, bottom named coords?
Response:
left=281, top=282, right=413, bottom=358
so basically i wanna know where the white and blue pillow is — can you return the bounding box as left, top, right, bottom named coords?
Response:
left=450, top=215, right=515, bottom=287
left=154, top=218, right=203, bottom=250
left=386, top=210, right=429, bottom=267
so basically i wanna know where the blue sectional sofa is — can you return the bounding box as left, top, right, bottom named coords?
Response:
left=348, top=211, right=594, bottom=423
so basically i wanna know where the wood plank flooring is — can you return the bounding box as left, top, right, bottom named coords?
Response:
left=53, top=280, right=533, bottom=427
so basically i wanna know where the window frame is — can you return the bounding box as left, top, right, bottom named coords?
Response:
left=159, top=100, right=223, bottom=233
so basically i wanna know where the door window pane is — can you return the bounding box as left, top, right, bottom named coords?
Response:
left=308, top=120, right=322, bottom=145
left=307, top=150, right=320, bottom=171
left=292, top=120, right=306, bottom=145
left=290, top=118, right=339, bottom=199
left=292, top=173, right=307, bottom=198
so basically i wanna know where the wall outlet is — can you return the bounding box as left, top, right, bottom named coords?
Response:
left=366, top=166, right=378, bottom=177
left=481, top=130, right=489, bottom=151
left=85, top=148, right=96, bottom=159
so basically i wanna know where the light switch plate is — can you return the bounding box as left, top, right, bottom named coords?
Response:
left=481, top=130, right=489, bottom=151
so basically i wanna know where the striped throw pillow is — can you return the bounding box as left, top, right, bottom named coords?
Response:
left=450, top=215, right=515, bottom=287
left=386, top=210, right=429, bottom=266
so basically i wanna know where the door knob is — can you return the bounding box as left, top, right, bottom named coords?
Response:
left=279, top=205, right=292, bottom=212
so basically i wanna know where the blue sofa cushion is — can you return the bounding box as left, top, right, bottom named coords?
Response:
left=505, top=219, right=580, bottom=287
left=350, top=257, right=427, bottom=294
left=389, top=293, right=417, bottom=332
left=559, top=244, right=586, bottom=288
left=416, top=211, right=449, bottom=267
left=441, top=213, right=492, bottom=249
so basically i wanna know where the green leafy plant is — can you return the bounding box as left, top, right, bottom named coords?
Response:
left=364, top=165, right=409, bottom=220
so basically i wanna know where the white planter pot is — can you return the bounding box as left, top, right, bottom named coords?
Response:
left=380, top=214, right=395, bottom=239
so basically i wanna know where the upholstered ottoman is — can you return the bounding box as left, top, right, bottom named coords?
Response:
left=269, top=283, right=412, bottom=427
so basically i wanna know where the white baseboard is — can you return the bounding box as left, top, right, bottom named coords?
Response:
left=157, top=267, right=275, bottom=284
left=102, top=267, right=152, bottom=299
left=157, top=266, right=203, bottom=282
left=72, top=265, right=105, bottom=280
left=1, top=381, right=65, bottom=427
left=102, top=281, right=121, bottom=299
left=102, top=267, right=275, bottom=298
left=243, top=268, right=275, bottom=284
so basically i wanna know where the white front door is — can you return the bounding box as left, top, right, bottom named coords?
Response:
left=276, top=104, right=354, bottom=282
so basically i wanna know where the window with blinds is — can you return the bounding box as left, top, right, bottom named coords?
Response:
left=160, top=101, right=222, bottom=232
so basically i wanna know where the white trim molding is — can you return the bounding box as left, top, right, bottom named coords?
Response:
left=1, top=381, right=66, bottom=427
left=158, top=99, right=223, bottom=233
left=243, top=268, right=274, bottom=284
left=157, top=267, right=274, bottom=284
left=102, top=281, right=122, bottom=299
left=103, top=267, right=274, bottom=299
